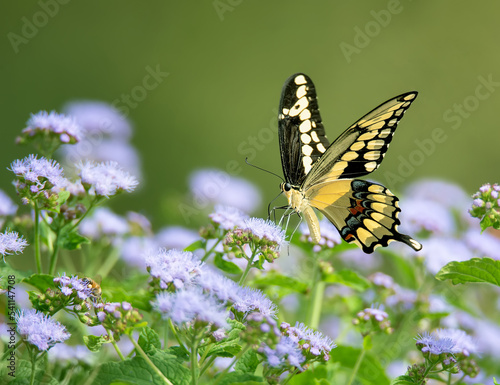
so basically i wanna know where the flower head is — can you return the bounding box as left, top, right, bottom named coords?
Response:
left=10, top=155, right=67, bottom=194
left=16, top=309, right=70, bottom=351
left=434, top=328, right=478, bottom=357
left=209, top=205, right=249, bottom=230
left=155, top=226, right=199, bottom=250
left=282, top=322, right=336, bottom=360
left=415, top=331, right=455, bottom=356
left=353, top=304, right=392, bottom=335
left=21, top=111, right=83, bottom=144
left=0, top=190, right=18, bottom=217
left=145, top=249, right=203, bottom=289
left=153, top=287, right=228, bottom=328
left=79, top=207, right=130, bottom=242
left=53, top=274, right=95, bottom=301
left=398, top=198, right=455, bottom=235
left=261, top=336, right=305, bottom=370
left=404, top=179, right=470, bottom=210
left=0, top=231, right=28, bottom=260
left=77, top=160, right=138, bottom=197
left=233, top=287, right=277, bottom=318
left=243, top=218, right=286, bottom=245
left=195, top=268, right=240, bottom=303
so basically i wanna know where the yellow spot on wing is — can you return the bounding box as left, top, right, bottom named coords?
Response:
left=296, top=85, right=307, bottom=98
left=342, top=151, right=359, bottom=161
left=351, top=142, right=365, bottom=151
left=363, top=151, right=380, bottom=161
left=301, top=133, right=311, bottom=144
left=299, top=108, right=311, bottom=121
left=358, top=131, right=378, bottom=141
left=299, top=120, right=311, bottom=133
left=294, top=75, right=307, bottom=85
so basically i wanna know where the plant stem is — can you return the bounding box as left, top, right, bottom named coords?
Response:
left=239, top=247, right=256, bottom=286
left=307, top=255, right=324, bottom=329
left=29, top=351, right=37, bottom=385
left=130, top=336, right=173, bottom=385
left=48, top=229, right=60, bottom=275
left=33, top=202, right=42, bottom=273
left=199, top=356, right=216, bottom=377
left=213, top=343, right=250, bottom=385
left=347, top=345, right=366, bottom=385
left=97, top=247, right=120, bottom=279
left=190, top=333, right=201, bottom=385
left=201, top=238, right=221, bottom=262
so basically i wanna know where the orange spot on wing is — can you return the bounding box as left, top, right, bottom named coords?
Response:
left=349, top=199, right=366, bottom=215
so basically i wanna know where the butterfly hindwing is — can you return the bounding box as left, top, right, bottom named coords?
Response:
left=306, top=179, right=422, bottom=253
left=278, top=73, right=330, bottom=186
left=302, top=92, right=417, bottom=190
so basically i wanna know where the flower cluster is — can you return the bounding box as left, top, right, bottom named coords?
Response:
left=469, top=183, right=500, bottom=230
left=18, top=111, right=83, bottom=148
left=300, top=218, right=342, bottom=251
left=10, top=155, right=67, bottom=207
left=145, top=249, right=203, bottom=290
left=282, top=322, right=336, bottom=362
left=78, top=160, right=138, bottom=197
left=0, top=230, right=28, bottom=260
left=16, top=309, right=70, bottom=351
left=352, top=304, right=393, bottom=336
left=209, top=205, right=249, bottom=230
left=225, top=218, right=286, bottom=263
left=95, top=301, right=142, bottom=340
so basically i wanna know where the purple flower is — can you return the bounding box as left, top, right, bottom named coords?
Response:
left=209, top=205, right=249, bottom=230
left=369, top=272, right=395, bottom=289
left=465, top=229, right=500, bottom=259
left=414, top=237, right=473, bottom=274
left=53, top=274, right=93, bottom=301
left=283, top=322, right=336, bottom=358
left=120, top=236, right=156, bottom=269
left=479, top=183, right=491, bottom=194
left=155, top=226, right=199, bottom=250
left=195, top=268, right=240, bottom=303
left=0, top=190, right=18, bottom=217
left=415, top=331, right=455, bottom=355
left=261, top=336, right=305, bottom=370
left=434, top=328, right=478, bottom=357
left=472, top=198, right=484, bottom=208
left=357, top=304, right=389, bottom=322
left=153, top=287, right=228, bottom=328
left=0, top=231, right=28, bottom=259
left=233, top=287, right=277, bottom=317
left=300, top=218, right=342, bottom=250
left=126, top=211, right=152, bottom=235
left=189, top=168, right=261, bottom=213
left=404, top=179, right=470, bottom=210
left=23, top=111, right=83, bottom=143
left=243, top=218, right=287, bottom=247
left=79, top=207, right=130, bottom=241
left=16, top=309, right=70, bottom=351
left=145, top=249, right=203, bottom=289
left=78, top=160, right=138, bottom=196
left=63, top=100, right=132, bottom=139
left=10, top=155, right=67, bottom=191
left=386, top=287, right=418, bottom=310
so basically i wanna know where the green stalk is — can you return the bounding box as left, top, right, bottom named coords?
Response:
left=201, top=238, right=221, bottom=262
left=346, top=344, right=366, bottom=385
left=212, top=344, right=251, bottom=385
left=190, top=333, right=201, bottom=385
left=130, top=336, right=173, bottom=385
left=33, top=202, right=42, bottom=273
left=306, top=256, right=324, bottom=329
left=29, top=350, right=37, bottom=385
left=238, top=247, right=256, bottom=285
left=48, top=229, right=60, bottom=275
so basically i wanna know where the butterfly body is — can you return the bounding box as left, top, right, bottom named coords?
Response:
left=278, top=73, right=422, bottom=253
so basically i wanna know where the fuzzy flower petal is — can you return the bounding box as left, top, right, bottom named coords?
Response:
left=23, top=111, right=83, bottom=143
left=0, top=231, right=28, bottom=259
left=233, top=287, right=277, bottom=317
left=16, top=309, right=70, bottom=351
left=10, top=155, right=67, bottom=191
left=78, top=160, right=138, bottom=197
left=210, top=205, right=249, bottom=230
left=242, top=218, right=287, bottom=247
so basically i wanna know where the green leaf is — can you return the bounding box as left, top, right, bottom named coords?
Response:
left=22, top=274, right=56, bottom=291
left=391, top=375, right=416, bottom=384
left=323, top=269, right=371, bottom=291
left=480, top=215, right=494, bottom=232
left=214, top=371, right=265, bottom=385
left=214, top=253, right=242, bottom=274
left=288, top=364, right=328, bottom=384
left=95, top=348, right=191, bottom=385
left=138, top=327, right=161, bottom=353
left=0, top=266, right=27, bottom=284
left=436, top=258, right=500, bottom=286
left=84, top=335, right=109, bottom=352
left=251, top=272, right=308, bottom=294
left=4, top=359, right=59, bottom=384
left=203, top=319, right=245, bottom=358
left=184, top=239, right=205, bottom=252
left=234, top=349, right=259, bottom=374
left=58, top=228, right=90, bottom=250
left=330, top=346, right=389, bottom=385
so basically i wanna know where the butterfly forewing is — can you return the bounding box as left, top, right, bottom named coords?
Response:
left=302, top=92, right=417, bottom=190
left=278, top=73, right=330, bottom=186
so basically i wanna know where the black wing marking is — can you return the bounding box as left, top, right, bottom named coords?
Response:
left=278, top=73, right=330, bottom=186
left=302, top=92, right=417, bottom=190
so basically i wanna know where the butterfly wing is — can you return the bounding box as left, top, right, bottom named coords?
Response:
left=278, top=73, right=330, bottom=186
left=305, top=179, right=422, bottom=253
left=302, top=92, right=417, bottom=190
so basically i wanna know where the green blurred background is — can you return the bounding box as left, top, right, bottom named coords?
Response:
left=1, top=1, right=499, bottom=227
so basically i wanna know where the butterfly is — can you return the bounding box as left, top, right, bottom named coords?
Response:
left=277, top=73, right=422, bottom=253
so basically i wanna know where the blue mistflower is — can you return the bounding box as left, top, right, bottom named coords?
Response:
left=243, top=218, right=286, bottom=247
left=195, top=268, right=240, bottom=303
left=79, top=207, right=130, bottom=242
left=22, top=110, right=83, bottom=143
left=53, top=274, right=94, bottom=301
left=233, top=287, right=277, bottom=317
left=210, top=205, right=249, bottom=230
left=145, top=249, right=203, bottom=289
left=153, top=287, right=228, bottom=328
left=10, top=154, right=67, bottom=192
left=78, top=160, right=138, bottom=197
left=261, top=336, right=305, bottom=370
left=283, top=322, right=336, bottom=359
left=435, top=328, right=478, bottom=357
left=16, top=309, right=70, bottom=351
left=0, top=189, right=17, bottom=217
left=0, top=231, right=28, bottom=260
left=415, top=331, right=455, bottom=355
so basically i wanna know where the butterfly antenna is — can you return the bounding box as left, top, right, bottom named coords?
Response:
left=245, top=158, right=285, bottom=182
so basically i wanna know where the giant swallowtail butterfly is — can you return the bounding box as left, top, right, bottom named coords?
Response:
left=278, top=73, right=422, bottom=253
